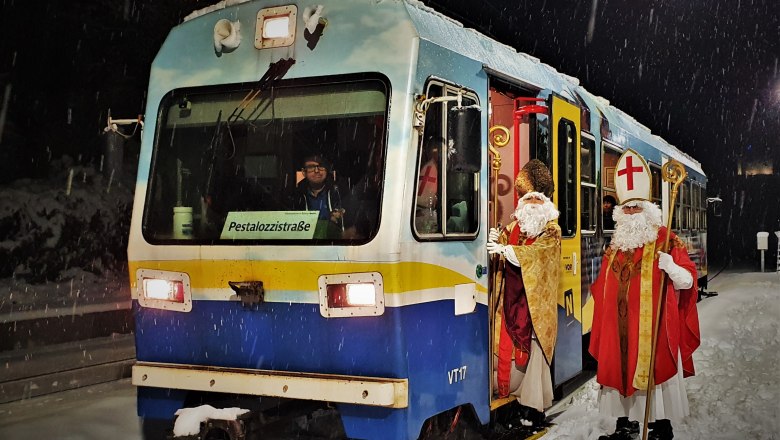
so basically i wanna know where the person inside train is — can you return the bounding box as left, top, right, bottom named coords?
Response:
left=603, top=194, right=617, bottom=230
left=415, top=135, right=442, bottom=233
left=293, top=154, right=345, bottom=238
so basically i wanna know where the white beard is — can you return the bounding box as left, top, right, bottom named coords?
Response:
left=513, top=199, right=559, bottom=237
left=610, top=201, right=663, bottom=252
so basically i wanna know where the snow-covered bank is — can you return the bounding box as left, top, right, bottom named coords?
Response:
left=0, top=156, right=133, bottom=284
left=545, top=271, right=780, bottom=439
left=0, top=156, right=134, bottom=328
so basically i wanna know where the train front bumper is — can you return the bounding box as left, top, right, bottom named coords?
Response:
left=132, top=361, right=409, bottom=408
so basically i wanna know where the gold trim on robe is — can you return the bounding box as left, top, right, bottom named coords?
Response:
left=504, top=221, right=562, bottom=364
left=603, top=240, right=658, bottom=391
left=633, top=241, right=657, bottom=390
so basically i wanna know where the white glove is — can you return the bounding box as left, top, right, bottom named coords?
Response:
left=487, top=242, right=520, bottom=267
left=657, top=251, right=693, bottom=290
left=488, top=227, right=500, bottom=243
left=486, top=241, right=503, bottom=255
left=503, top=245, right=519, bottom=267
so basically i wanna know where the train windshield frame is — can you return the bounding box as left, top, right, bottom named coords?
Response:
left=142, top=73, right=389, bottom=246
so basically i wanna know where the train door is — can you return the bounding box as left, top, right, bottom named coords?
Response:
left=549, top=94, right=583, bottom=388
left=485, top=86, right=584, bottom=403
left=486, top=83, right=534, bottom=409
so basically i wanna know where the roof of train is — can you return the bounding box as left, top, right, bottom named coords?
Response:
left=403, top=1, right=704, bottom=176
left=181, top=0, right=703, bottom=177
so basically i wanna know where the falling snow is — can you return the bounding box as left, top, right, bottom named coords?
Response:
left=0, top=0, right=777, bottom=437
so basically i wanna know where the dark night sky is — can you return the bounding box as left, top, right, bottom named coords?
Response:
left=424, top=0, right=779, bottom=185
left=0, top=0, right=778, bottom=265
left=422, top=0, right=780, bottom=265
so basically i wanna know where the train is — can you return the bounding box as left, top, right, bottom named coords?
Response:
left=128, top=1, right=708, bottom=438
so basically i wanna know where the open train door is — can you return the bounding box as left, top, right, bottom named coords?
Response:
left=485, top=85, right=585, bottom=404
left=549, top=94, right=584, bottom=391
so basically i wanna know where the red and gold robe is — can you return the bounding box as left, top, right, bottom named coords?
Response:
left=495, top=220, right=561, bottom=395
left=589, top=227, right=700, bottom=397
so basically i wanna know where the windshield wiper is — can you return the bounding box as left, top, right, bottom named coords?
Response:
left=200, top=58, right=297, bottom=204
left=227, top=58, right=296, bottom=124
left=201, top=110, right=225, bottom=200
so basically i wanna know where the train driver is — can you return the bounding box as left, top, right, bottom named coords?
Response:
left=293, top=154, right=345, bottom=238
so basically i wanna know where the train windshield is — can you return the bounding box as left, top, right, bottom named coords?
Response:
left=143, top=75, right=388, bottom=245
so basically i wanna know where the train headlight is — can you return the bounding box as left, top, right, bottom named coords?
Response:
left=318, top=272, right=384, bottom=318
left=346, top=283, right=376, bottom=306
left=327, top=283, right=376, bottom=307
left=135, top=269, right=193, bottom=312
left=143, top=279, right=185, bottom=302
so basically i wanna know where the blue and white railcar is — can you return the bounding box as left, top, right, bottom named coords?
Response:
left=128, top=1, right=707, bottom=439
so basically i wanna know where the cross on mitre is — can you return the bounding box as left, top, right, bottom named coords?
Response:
left=615, top=149, right=651, bottom=204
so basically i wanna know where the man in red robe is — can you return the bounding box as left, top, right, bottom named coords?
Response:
left=487, top=159, right=561, bottom=426
left=590, top=150, right=700, bottom=440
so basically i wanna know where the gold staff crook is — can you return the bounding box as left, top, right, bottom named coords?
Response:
left=488, top=125, right=510, bottom=228
left=642, top=159, right=687, bottom=440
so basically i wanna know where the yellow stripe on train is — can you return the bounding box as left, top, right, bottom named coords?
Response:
left=128, top=260, right=486, bottom=294
left=128, top=260, right=593, bottom=329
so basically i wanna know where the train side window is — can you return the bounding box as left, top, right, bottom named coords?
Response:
left=650, top=165, right=662, bottom=207
left=557, top=119, right=577, bottom=237
left=601, top=144, right=621, bottom=231
left=673, top=186, right=680, bottom=230
left=692, top=183, right=700, bottom=230
left=701, top=186, right=708, bottom=229
left=682, top=179, right=690, bottom=230
left=414, top=81, right=480, bottom=239
left=698, top=184, right=706, bottom=230
left=415, top=84, right=444, bottom=235
left=687, top=180, right=694, bottom=230
left=580, top=135, right=596, bottom=232
left=683, top=180, right=688, bottom=230
left=674, top=178, right=690, bottom=231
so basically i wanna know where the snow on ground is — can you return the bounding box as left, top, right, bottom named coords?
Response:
left=0, top=379, right=141, bottom=438
left=545, top=271, right=780, bottom=440
left=0, top=268, right=130, bottom=324
left=0, top=271, right=777, bottom=439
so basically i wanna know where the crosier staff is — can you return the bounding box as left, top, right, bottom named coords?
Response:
left=488, top=125, right=509, bottom=369
left=641, top=159, right=687, bottom=440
